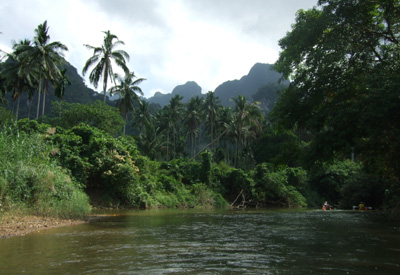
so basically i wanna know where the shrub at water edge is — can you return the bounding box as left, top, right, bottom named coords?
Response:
left=0, top=128, right=91, bottom=218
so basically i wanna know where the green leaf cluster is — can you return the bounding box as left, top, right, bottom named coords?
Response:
left=0, top=127, right=90, bottom=218
left=12, top=121, right=227, bottom=209
left=49, top=100, right=124, bottom=136
left=271, top=0, right=400, bottom=210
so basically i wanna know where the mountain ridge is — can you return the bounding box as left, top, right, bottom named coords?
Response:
left=146, top=63, right=286, bottom=107
left=147, top=81, right=202, bottom=106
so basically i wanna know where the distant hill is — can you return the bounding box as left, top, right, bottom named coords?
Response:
left=147, top=81, right=202, bottom=106
left=60, top=62, right=104, bottom=104
left=145, top=63, right=287, bottom=108
left=214, top=63, right=285, bottom=106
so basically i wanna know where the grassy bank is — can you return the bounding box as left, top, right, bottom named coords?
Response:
left=0, top=127, right=91, bottom=219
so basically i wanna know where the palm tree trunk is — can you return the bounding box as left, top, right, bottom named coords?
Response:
left=235, top=128, right=242, bottom=168
left=41, top=81, right=47, bottom=116
left=210, top=116, right=214, bottom=152
left=167, top=131, right=170, bottom=161
left=103, top=75, right=108, bottom=103
left=11, top=96, right=15, bottom=117
left=191, top=132, right=194, bottom=157
left=28, top=98, right=32, bottom=119
left=234, top=138, right=239, bottom=168
left=123, top=112, right=128, bottom=136
left=173, top=126, right=176, bottom=158
left=16, top=94, right=20, bottom=120
left=36, top=75, right=42, bottom=119
left=36, top=90, right=41, bottom=119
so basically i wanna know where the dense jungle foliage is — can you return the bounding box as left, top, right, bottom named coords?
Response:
left=1, top=0, right=399, bottom=218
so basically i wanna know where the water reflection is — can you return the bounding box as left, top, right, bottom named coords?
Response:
left=1, top=209, right=400, bottom=274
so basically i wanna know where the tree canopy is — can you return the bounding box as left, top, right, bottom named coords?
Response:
left=272, top=0, right=400, bottom=183
left=82, top=30, right=130, bottom=102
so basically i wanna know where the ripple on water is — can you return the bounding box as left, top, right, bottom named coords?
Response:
left=1, top=209, right=400, bottom=274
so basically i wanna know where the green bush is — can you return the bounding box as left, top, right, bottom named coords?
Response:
left=181, top=161, right=202, bottom=186
left=0, top=107, right=14, bottom=127
left=154, top=191, right=180, bottom=208
left=0, top=129, right=90, bottom=218
left=157, top=173, right=180, bottom=193
left=12, top=120, right=315, bottom=211
left=309, top=160, right=363, bottom=205
left=340, top=174, right=387, bottom=209
left=190, top=183, right=228, bottom=208
left=17, top=118, right=52, bottom=134
left=49, top=100, right=124, bottom=136
left=251, top=163, right=306, bottom=208
left=286, top=167, right=308, bottom=192
left=216, top=165, right=252, bottom=199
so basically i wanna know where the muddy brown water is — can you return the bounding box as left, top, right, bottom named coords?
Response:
left=1, top=209, right=399, bottom=274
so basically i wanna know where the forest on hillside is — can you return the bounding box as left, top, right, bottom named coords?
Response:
left=1, top=0, right=399, bottom=219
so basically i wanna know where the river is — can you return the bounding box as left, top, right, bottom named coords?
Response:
left=1, top=209, right=400, bottom=274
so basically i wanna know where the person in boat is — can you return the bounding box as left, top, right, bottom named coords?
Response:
left=323, top=201, right=330, bottom=210
left=358, top=202, right=365, bottom=211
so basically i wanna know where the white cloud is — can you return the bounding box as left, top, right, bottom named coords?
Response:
left=0, top=0, right=317, bottom=98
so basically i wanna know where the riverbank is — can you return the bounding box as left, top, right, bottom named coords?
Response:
left=0, top=214, right=86, bottom=239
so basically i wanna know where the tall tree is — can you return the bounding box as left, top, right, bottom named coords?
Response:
left=108, top=72, right=145, bottom=135
left=83, top=30, right=130, bottom=102
left=167, top=95, right=184, bottom=158
left=137, top=122, right=165, bottom=160
left=134, top=100, right=153, bottom=133
left=54, top=68, right=71, bottom=100
left=156, top=107, right=173, bottom=160
left=203, top=91, right=221, bottom=151
left=18, top=21, right=68, bottom=118
left=272, top=0, right=400, bottom=182
left=231, top=95, right=263, bottom=167
left=217, top=106, right=234, bottom=163
left=1, top=40, right=36, bottom=120
left=184, top=96, right=203, bottom=157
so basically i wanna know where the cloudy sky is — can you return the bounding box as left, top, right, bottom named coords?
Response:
left=0, top=0, right=317, bottom=98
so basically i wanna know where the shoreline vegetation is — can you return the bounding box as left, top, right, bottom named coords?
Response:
left=0, top=112, right=396, bottom=234
left=2, top=2, right=400, bottom=240
left=0, top=120, right=308, bottom=222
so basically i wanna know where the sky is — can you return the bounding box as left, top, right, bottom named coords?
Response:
left=0, top=0, right=317, bottom=98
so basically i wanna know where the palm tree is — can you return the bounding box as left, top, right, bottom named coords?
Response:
left=217, top=106, right=234, bottom=163
left=167, top=95, right=184, bottom=158
left=156, top=107, right=173, bottom=160
left=231, top=95, right=263, bottom=167
left=1, top=40, right=36, bottom=120
left=134, top=100, right=153, bottom=133
left=52, top=68, right=71, bottom=119
left=137, top=122, right=165, bottom=160
left=2, top=56, right=24, bottom=119
left=17, top=21, right=68, bottom=119
left=203, top=91, right=221, bottom=151
left=54, top=68, right=71, bottom=100
left=83, top=30, right=130, bottom=102
left=11, top=40, right=39, bottom=119
left=184, top=96, right=203, bottom=157
left=108, top=72, right=145, bottom=135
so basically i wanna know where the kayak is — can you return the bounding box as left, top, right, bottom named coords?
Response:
left=352, top=206, right=373, bottom=211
